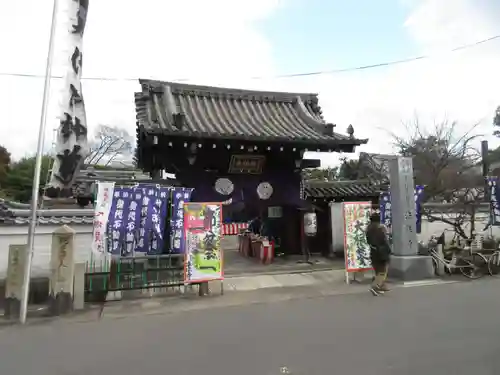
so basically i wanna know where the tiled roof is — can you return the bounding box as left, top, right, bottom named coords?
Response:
left=135, top=80, right=367, bottom=148
left=304, top=180, right=382, bottom=199
left=0, top=199, right=93, bottom=226
left=72, top=168, right=178, bottom=198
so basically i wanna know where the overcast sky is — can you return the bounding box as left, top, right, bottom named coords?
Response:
left=0, top=0, right=499, bottom=167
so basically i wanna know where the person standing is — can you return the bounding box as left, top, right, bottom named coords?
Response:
left=365, top=213, right=391, bottom=296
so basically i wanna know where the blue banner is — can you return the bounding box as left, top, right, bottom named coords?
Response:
left=414, top=185, right=424, bottom=233
left=170, top=187, right=193, bottom=253
left=108, top=187, right=134, bottom=256
left=106, top=185, right=171, bottom=255
left=487, top=177, right=500, bottom=226
left=379, top=186, right=424, bottom=234
left=379, top=192, right=392, bottom=232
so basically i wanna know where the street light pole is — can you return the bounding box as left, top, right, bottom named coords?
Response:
left=19, top=0, right=59, bottom=324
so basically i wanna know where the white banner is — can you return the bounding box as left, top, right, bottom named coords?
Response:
left=91, top=181, right=116, bottom=254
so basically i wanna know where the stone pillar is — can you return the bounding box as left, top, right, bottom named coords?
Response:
left=48, top=225, right=76, bottom=315
left=388, top=157, right=434, bottom=281
left=73, top=262, right=86, bottom=310
left=4, top=244, right=27, bottom=319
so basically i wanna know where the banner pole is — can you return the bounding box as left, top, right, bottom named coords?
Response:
left=20, top=0, right=59, bottom=325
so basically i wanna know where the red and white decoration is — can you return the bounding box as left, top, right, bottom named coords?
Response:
left=258, top=239, right=275, bottom=264
left=222, top=222, right=248, bottom=235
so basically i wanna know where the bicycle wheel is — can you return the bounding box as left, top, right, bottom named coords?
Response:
left=458, top=258, right=484, bottom=279
left=470, top=253, right=489, bottom=278
left=488, top=251, right=500, bottom=277
left=431, top=257, right=442, bottom=276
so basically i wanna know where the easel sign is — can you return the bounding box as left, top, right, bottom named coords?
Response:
left=342, top=202, right=373, bottom=284
left=183, top=202, right=224, bottom=292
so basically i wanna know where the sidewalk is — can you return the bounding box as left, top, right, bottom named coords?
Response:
left=0, top=269, right=460, bottom=327
left=86, top=270, right=458, bottom=321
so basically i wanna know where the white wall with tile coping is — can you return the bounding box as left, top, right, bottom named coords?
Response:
left=1, top=215, right=499, bottom=281
left=0, top=224, right=94, bottom=280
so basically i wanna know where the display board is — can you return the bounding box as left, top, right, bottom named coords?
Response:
left=183, top=202, right=224, bottom=283
left=343, top=202, right=372, bottom=272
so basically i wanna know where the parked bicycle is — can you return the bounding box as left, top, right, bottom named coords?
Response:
left=488, top=249, right=500, bottom=276
left=420, top=229, right=488, bottom=279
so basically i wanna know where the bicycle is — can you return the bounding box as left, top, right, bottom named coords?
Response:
left=488, top=249, right=500, bottom=277
left=422, top=230, right=488, bottom=279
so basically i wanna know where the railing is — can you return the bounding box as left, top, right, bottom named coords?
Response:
left=84, top=254, right=185, bottom=302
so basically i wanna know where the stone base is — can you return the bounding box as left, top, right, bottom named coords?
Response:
left=4, top=297, right=21, bottom=319
left=48, top=292, right=73, bottom=316
left=388, top=255, right=434, bottom=282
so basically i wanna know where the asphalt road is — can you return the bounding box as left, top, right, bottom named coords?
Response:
left=1, top=278, right=500, bottom=375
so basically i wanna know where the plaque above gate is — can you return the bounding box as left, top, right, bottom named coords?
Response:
left=228, top=155, right=265, bottom=174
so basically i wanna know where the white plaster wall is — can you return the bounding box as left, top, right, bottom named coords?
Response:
left=329, top=209, right=500, bottom=252
left=0, top=224, right=94, bottom=280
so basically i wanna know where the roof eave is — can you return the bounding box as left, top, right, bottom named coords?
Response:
left=138, top=126, right=367, bottom=149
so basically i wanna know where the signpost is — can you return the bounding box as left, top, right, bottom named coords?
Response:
left=183, top=202, right=224, bottom=285
left=342, top=202, right=372, bottom=284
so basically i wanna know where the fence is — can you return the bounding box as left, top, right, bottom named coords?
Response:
left=84, top=254, right=185, bottom=302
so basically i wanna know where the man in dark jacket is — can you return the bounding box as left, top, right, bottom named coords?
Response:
left=365, top=214, right=391, bottom=296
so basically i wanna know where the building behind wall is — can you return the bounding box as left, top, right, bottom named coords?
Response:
left=304, top=180, right=382, bottom=257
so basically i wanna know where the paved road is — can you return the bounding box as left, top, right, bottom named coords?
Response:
left=1, top=278, right=500, bottom=375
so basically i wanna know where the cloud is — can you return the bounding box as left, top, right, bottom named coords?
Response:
left=306, top=0, right=500, bottom=166
left=0, top=0, right=282, bottom=159
left=0, top=0, right=499, bottom=171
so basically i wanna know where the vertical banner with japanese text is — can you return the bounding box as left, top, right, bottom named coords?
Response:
left=170, top=188, right=193, bottom=253
left=106, top=185, right=171, bottom=256
left=414, top=185, right=424, bottom=233
left=108, top=187, right=135, bottom=256
left=379, top=192, right=392, bottom=233
left=183, top=202, right=223, bottom=283
left=343, top=202, right=372, bottom=272
left=92, top=182, right=115, bottom=254
left=379, top=186, right=424, bottom=234
left=487, top=177, right=500, bottom=226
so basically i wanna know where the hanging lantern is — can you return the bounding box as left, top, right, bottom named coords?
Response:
left=303, top=211, right=317, bottom=236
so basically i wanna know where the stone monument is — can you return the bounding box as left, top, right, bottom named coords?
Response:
left=48, top=225, right=76, bottom=315
left=4, top=244, right=27, bottom=319
left=388, top=157, right=433, bottom=280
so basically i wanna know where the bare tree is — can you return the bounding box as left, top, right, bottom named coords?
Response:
left=391, top=118, right=483, bottom=239
left=85, top=125, right=134, bottom=166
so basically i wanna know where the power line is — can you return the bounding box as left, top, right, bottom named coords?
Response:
left=0, top=34, right=499, bottom=82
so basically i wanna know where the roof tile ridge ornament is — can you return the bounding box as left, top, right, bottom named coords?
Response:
left=0, top=198, right=31, bottom=210
left=294, top=95, right=329, bottom=133
left=161, top=84, right=185, bottom=130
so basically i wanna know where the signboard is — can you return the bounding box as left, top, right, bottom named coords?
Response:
left=183, top=202, right=223, bottom=283
left=343, top=202, right=372, bottom=272
left=92, top=182, right=115, bottom=254
left=228, top=155, right=265, bottom=174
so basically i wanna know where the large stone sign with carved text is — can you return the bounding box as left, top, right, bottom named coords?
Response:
left=388, top=157, right=433, bottom=281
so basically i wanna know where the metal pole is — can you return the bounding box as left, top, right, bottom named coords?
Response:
left=20, top=0, right=59, bottom=324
